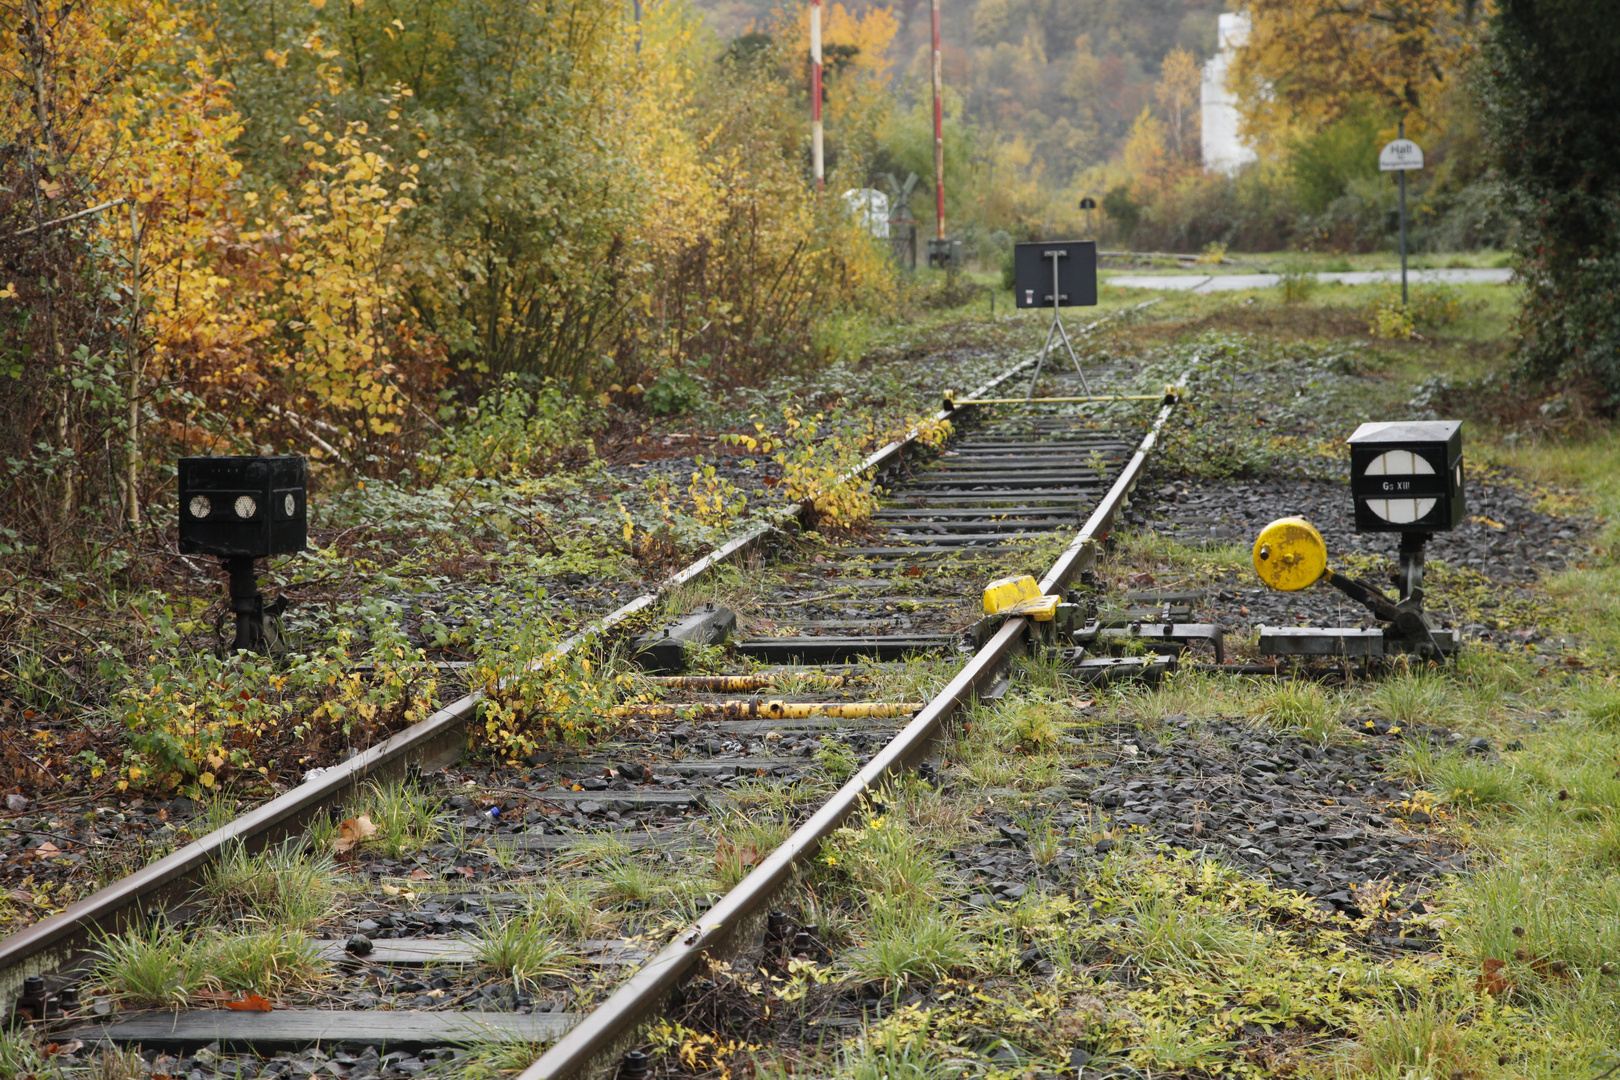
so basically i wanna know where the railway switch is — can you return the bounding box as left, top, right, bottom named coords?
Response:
left=177, top=455, right=307, bottom=654
left=1251, top=418, right=1465, bottom=660
left=979, top=572, right=1222, bottom=666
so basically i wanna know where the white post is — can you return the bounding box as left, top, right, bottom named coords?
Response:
left=810, top=0, right=824, bottom=189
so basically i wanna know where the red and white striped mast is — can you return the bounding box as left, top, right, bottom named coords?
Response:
left=931, top=0, right=945, bottom=239
left=810, top=0, right=824, bottom=190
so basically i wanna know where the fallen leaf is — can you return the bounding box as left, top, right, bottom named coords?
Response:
left=34, top=842, right=60, bottom=856
left=225, top=993, right=273, bottom=1012
left=453, top=865, right=475, bottom=879
left=1127, top=572, right=1155, bottom=586
left=331, top=814, right=379, bottom=855
left=409, top=867, right=432, bottom=881
left=1529, top=954, right=1573, bottom=981
left=1476, top=957, right=1513, bottom=998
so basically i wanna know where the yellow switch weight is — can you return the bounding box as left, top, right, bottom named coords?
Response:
left=1252, top=517, right=1329, bottom=592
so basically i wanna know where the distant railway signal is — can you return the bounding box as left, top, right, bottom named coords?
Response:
left=178, top=455, right=306, bottom=654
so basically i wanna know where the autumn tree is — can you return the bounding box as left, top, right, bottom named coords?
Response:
left=1483, top=0, right=1620, bottom=407
left=1155, top=45, right=1201, bottom=162
left=1229, top=0, right=1488, bottom=146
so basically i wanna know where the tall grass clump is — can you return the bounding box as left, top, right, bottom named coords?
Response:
left=1249, top=679, right=1340, bottom=741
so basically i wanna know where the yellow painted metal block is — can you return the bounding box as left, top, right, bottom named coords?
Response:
left=1253, top=517, right=1329, bottom=592
left=983, top=574, right=1041, bottom=615
left=1000, top=593, right=1061, bottom=622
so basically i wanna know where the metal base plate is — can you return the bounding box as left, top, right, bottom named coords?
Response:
left=1257, top=625, right=1458, bottom=658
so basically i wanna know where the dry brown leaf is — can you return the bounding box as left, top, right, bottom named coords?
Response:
left=1476, top=957, right=1513, bottom=998
left=34, top=841, right=60, bottom=856
left=225, top=992, right=273, bottom=1012
left=409, top=867, right=432, bottom=881
left=331, top=815, right=379, bottom=854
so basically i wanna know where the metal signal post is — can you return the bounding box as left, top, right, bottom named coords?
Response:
left=1397, top=119, right=1407, bottom=305
left=811, top=0, right=824, bottom=190
left=931, top=0, right=945, bottom=239
left=1378, top=119, right=1424, bottom=308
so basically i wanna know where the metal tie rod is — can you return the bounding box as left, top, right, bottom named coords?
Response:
left=944, top=391, right=1172, bottom=408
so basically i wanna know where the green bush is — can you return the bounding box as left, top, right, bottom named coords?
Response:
left=643, top=370, right=705, bottom=416
left=433, top=376, right=591, bottom=480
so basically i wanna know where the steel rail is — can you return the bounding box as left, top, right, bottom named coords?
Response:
left=0, top=334, right=1100, bottom=1012
left=1039, top=379, right=1187, bottom=596
left=518, top=375, right=1187, bottom=1080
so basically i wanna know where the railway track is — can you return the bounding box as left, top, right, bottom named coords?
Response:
left=0, top=317, right=1188, bottom=1080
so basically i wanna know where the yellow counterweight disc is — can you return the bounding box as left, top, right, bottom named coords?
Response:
left=1252, top=516, right=1329, bottom=592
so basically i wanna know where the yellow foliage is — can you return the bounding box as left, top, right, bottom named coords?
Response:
left=277, top=105, right=420, bottom=435
left=761, top=407, right=951, bottom=531
left=1123, top=108, right=1171, bottom=196
left=1230, top=0, right=1489, bottom=151
left=1155, top=46, right=1202, bottom=163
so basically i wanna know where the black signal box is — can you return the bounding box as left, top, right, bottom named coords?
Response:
left=1347, top=421, right=1464, bottom=534
left=178, top=456, right=308, bottom=558
left=1013, top=240, right=1097, bottom=309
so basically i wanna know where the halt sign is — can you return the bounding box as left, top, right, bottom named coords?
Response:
left=1379, top=138, right=1424, bottom=171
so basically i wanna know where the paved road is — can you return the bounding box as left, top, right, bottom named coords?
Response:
left=1107, top=267, right=1513, bottom=293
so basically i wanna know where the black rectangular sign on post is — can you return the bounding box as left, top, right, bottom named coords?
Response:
left=1013, top=240, right=1098, bottom=309
left=1346, top=421, right=1464, bottom=534
left=178, top=455, right=308, bottom=558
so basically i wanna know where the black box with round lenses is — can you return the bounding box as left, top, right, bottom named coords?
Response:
left=178, top=456, right=307, bottom=558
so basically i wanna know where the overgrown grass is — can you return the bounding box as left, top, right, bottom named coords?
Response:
left=527, top=880, right=615, bottom=941
left=1403, top=739, right=1527, bottom=810
left=201, top=840, right=339, bottom=931
left=476, top=913, right=574, bottom=989
left=1248, top=679, right=1342, bottom=742
left=91, top=922, right=210, bottom=1008
left=210, top=929, right=324, bottom=995
left=1126, top=893, right=1265, bottom=973
left=846, top=906, right=974, bottom=990
left=92, top=922, right=323, bottom=1006
left=355, top=779, right=447, bottom=858
left=1369, top=667, right=1462, bottom=729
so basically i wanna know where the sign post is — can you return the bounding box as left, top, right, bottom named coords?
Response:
left=1378, top=122, right=1424, bottom=307
left=1012, top=241, right=1099, bottom=397
left=1079, top=196, right=1096, bottom=238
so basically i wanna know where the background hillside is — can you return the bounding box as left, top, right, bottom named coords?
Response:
left=691, top=0, right=1223, bottom=199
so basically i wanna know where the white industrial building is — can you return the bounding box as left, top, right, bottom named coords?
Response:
left=1201, top=12, right=1258, bottom=175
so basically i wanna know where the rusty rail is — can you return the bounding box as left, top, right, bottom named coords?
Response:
left=0, top=344, right=1065, bottom=1012
left=517, top=373, right=1186, bottom=1080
